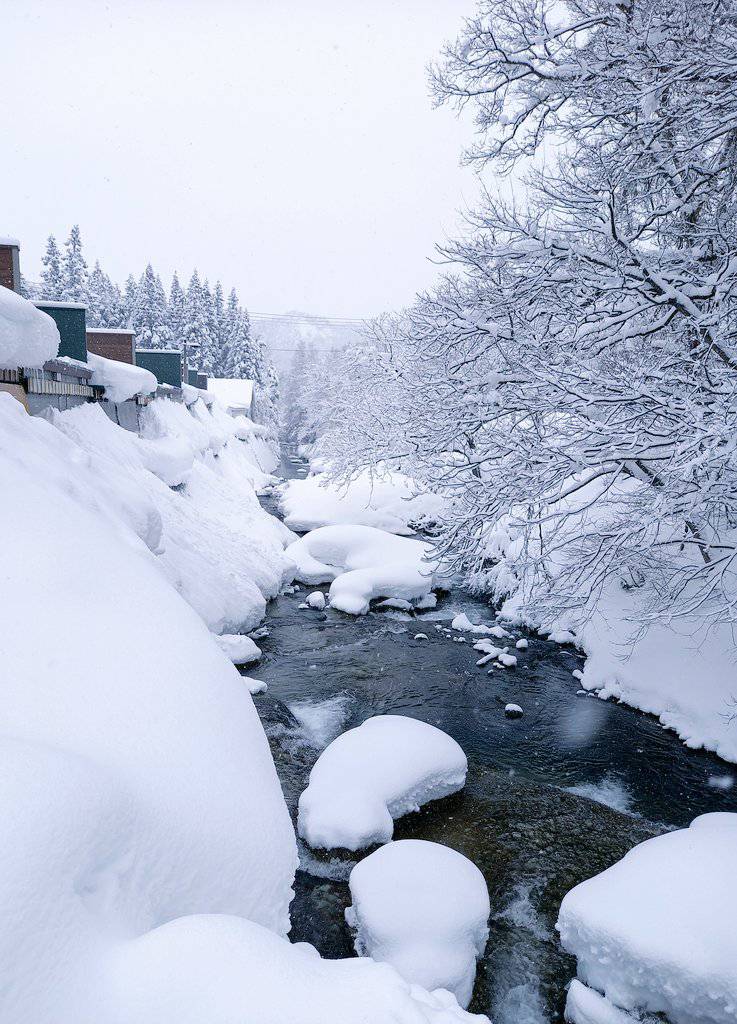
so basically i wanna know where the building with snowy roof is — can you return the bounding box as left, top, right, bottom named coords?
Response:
left=86, top=327, right=135, bottom=365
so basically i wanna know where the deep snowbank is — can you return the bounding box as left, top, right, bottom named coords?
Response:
left=557, top=812, right=737, bottom=1024
left=108, top=913, right=488, bottom=1023
left=51, top=398, right=294, bottom=633
left=0, top=392, right=297, bottom=1020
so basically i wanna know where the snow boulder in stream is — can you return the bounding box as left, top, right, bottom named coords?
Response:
left=280, top=468, right=447, bottom=535
left=214, top=632, right=262, bottom=665
left=557, top=811, right=737, bottom=1024
left=298, top=715, right=468, bottom=850
left=346, top=839, right=490, bottom=1008
left=286, top=524, right=437, bottom=615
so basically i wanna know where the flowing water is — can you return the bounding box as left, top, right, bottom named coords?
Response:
left=250, top=447, right=737, bottom=1021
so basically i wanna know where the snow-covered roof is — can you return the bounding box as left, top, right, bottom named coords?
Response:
left=208, top=377, right=254, bottom=410
left=136, top=347, right=181, bottom=354
left=0, top=287, right=59, bottom=368
left=86, top=352, right=157, bottom=402
left=0, top=236, right=20, bottom=248
left=33, top=300, right=87, bottom=310
left=86, top=327, right=135, bottom=335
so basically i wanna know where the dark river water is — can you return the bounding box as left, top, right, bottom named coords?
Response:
left=249, top=447, right=737, bottom=1022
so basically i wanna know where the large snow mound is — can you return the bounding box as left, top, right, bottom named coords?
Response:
left=0, top=393, right=297, bottom=1021
left=0, top=286, right=59, bottom=368
left=346, top=839, right=490, bottom=1008
left=557, top=812, right=737, bottom=1024
left=286, top=524, right=436, bottom=615
left=87, top=351, right=157, bottom=402
left=298, top=715, right=468, bottom=850
left=281, top=468, right=447, bottom=535
left=109, top=913, right=489, bottom=1023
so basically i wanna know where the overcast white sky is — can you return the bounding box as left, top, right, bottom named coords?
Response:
left=2, top=0, right=481, bottom=318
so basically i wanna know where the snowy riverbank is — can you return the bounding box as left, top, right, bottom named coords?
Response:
left=0, top=295, right=487, bottom=1022
left=281, top=462, right=737, bottom=766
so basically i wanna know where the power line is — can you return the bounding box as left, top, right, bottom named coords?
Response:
left=249, top=311, right=369, bottom=327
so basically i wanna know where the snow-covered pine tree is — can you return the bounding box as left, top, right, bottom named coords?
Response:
left=39, top=235, right=64, bottom=300
left=87, top=261, right=123, bottom=327
left=122, top=274, right=138, bottom=327
left=168, top=272, right=186, bottom=352
left=220, top=290, right=260, bottom=380
left=130, top=264, right=170, bottom=348
left=211, top=281, right=226, bottom=375
left=154, top=272, right=171, bottom=347
left=19, top=274, right=34, bottom=300
left=61, top=225, right=88, bottom=303
left=219, top=287, right=240, bottom=375
left=184, top=270, right=211, bottom=370
left=197, top=278, right=218, bottom=374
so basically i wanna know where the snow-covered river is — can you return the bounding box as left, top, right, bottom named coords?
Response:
left=251, top=448, right=737, bottom=1022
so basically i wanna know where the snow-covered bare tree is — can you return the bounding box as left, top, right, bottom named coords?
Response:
left=315, top=0, right=737, bottom=639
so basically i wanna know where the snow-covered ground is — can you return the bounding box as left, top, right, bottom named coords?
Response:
left=51, top=398, right=293, bottom=633
left=280, top=466, right=447, bottom=535
left=286, top=524, right=437, bottom=614
left=0, top=391, right=297, bottom=1019
left=478, top=483, right=737, bottom=765
left=346, top=839, right=490, bottom=1008
left=298, top=715, right=468, bottom=850
left=0, top=382, right=489, bottom=1023
left=557, top=812, right=737, bottom=1024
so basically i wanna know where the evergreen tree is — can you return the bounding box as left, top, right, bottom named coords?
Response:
left=168, top=272, right=186, bottom=352
left=61, top=225, right=88, bottom=303
left=19, top=274, right=35, bottom=300
left=220, top=289, right=260, bottom=380
left=87, top=261, right=123, bottom=327
left=197, top=278, right=218, bottom=374
left=130, top=264, right=170, bottom=348
left=122, top=274, right=138, bottom=327
left=39, top=234, right=64, bottom=300
left=219, top=287, right=241, bottom=373
left=211, top=281, right=226, bottom=374
left=184, top=270, right=211, bottom=369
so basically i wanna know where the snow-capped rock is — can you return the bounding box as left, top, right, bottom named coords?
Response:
left=298, top=715, right=468, bottom=851
left=346, top=839, right=490, bottom=1008
left=557, top=813, right=737, bottom=1024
